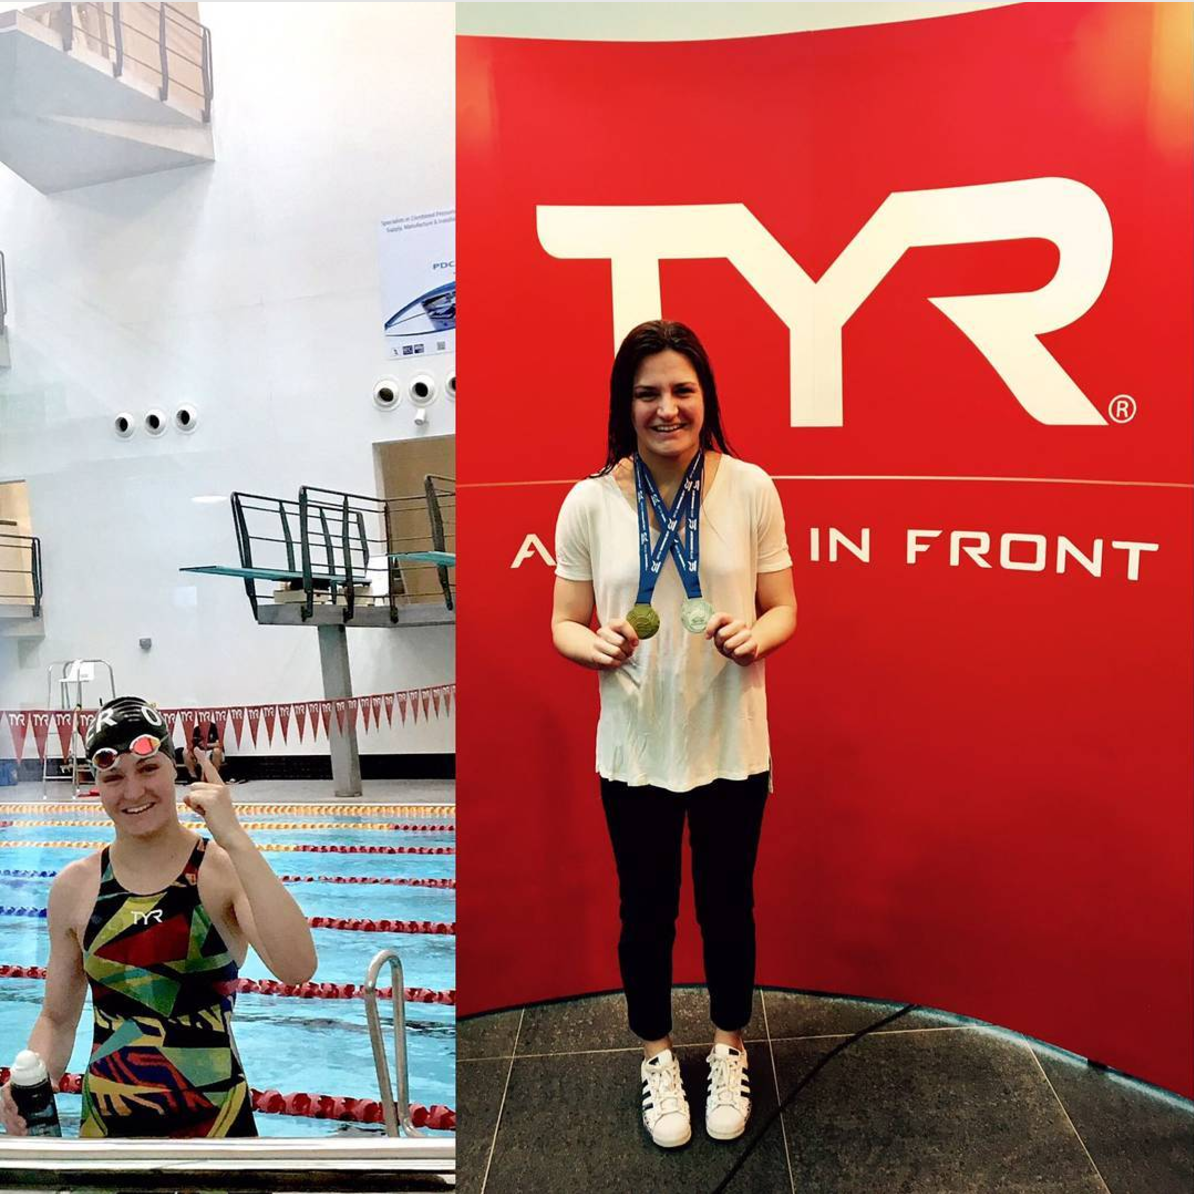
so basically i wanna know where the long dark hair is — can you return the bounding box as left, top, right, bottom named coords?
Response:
left=595, top=320, right=735, bottom=476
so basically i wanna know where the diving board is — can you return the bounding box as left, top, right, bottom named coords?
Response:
left=182, top=565, right=353, bottom=584
left=388, top=551, right=456, bottom=566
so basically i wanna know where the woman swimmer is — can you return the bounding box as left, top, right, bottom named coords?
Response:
left=0, top=696, right=318, bottom=1137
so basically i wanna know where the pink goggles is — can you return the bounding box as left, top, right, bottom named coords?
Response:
left=91, top=733, right=166, bottom=773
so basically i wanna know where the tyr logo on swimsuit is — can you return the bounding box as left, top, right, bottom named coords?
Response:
left=537, top=177, right=1112, bottom=428
left=133, top=909, right=164, bottom=925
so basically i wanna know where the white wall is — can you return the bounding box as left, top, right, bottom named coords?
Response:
left=0, top=2, right=455, bottom=756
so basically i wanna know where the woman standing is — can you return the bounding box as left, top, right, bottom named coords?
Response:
left=551, top=321, right=797, bottom=1148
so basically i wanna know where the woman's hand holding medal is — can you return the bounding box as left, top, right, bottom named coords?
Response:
left=592, top=618, right=640, bottom=669
left=705, top=613, right=759, bottom=666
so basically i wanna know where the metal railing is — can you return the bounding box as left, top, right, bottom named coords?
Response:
left=0, top=533, right=42, bottom=618
left=48, top=3, right=213, bottom=121
left=363, top=948, right=421, bottom=1137
left=227, top=479, right=455, bottom=624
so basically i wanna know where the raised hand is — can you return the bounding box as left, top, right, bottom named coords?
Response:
left=184, top=751, right=249, bottom=850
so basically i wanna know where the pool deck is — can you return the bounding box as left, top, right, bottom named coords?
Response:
left=459, top=988, right=1193, bottom=1194
left=0, top=779, right=456, bottom=807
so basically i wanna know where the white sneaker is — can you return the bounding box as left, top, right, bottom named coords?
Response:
left=640, top=1048, right=691, bottom=1148
left=705, top=1043, right=751, bottom=1140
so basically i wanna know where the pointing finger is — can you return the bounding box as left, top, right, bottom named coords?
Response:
left=196, top=749, right=222, bottom=784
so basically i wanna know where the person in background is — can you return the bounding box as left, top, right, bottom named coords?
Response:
left=184, top=720, right=239, bottom=785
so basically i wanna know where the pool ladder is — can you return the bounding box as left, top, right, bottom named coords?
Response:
left=363, top=947, right=423, bottom=1137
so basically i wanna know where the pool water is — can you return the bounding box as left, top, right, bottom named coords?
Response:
left=0, top=809, right=455, bottom=1138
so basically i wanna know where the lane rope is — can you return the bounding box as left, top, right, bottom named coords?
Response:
left=0, top=907, right=454, bottom=935
left=0, top=1067, right=455, bottom=1130
left=0, top=964, right=455, bottom=1005
left=3, top=820, right=455, bottom=833
left=0, top=803, right=455, bottom=817
left=0, top=867, right=454, bottom=888
left=0, top=841, right=454, bottom=855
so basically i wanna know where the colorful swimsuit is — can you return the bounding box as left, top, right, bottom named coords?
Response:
left=80, top=838, right=257, bottom=1137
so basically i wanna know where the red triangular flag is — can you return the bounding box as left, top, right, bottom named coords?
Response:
left=431, top=688, right=442, bottom=718
left=53, top=711, right=74, bottom=760
left=7, top=711, right=28, bottom=760
left=443, top=686, right=452, bottom=717
left=262, top=705, right=277, bottom=747
left=320, top=702, right=332, bottom=738
left=372, top=695, right=384, bottom=728
left=396, top=692, right=407, bottom=725
left=245, top=705, right=261, bottom=748
left=31, top=712, right=52, bottom=762
left=334, top=700, right=347, bottom=735
left=420, top=688, right=431, bottom=722
left=294, top=703, right=307, bottom=744
left=384, top=693, right=395, bottom=727
left=360, top=695, right=373, bottom=732
left=277, top=703, right=291, bottom=745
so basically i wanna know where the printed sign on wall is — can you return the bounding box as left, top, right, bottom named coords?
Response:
left=379, top=209, right=456, bottom=359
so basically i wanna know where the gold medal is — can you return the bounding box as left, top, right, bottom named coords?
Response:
left=626, top=603, right=660, bottom=639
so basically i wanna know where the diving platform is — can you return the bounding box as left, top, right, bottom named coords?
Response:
left=181, top=480, right=455, bottom=800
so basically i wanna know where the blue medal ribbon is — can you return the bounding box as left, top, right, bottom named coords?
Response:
left=633, top=452, right=705, bottom=606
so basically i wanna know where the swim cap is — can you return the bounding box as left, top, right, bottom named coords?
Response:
left=84, top=697, right=173, bottom=764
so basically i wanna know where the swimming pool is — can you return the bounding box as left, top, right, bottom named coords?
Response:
left=0, top=803, right=455, bottom=1139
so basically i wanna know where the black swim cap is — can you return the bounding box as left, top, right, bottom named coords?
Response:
left=84, top=697, right=173, bottom=762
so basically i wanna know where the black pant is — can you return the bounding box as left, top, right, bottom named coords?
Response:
left=600, top=772, right=769, bottom=1042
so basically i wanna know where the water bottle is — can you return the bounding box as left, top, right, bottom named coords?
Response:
left=8, top=1050, right=62, bottom=1137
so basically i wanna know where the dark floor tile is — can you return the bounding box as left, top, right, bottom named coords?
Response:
left=517, top=987, right=766, bottom=1056
left=456, top=1058, right=514, bottom=1194
left=458, top=1009, right=523, bottom=1060
left=482, top=1043, right=792, bottom=1193
left=774, top=1029, right=1106, bottom=1193
left=1032, top=1046, right=1193, bottom=1194
left=761, top=987, right=969, bottom=1041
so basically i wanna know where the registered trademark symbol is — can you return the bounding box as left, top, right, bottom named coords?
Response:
left=1108, top=394, right=1137, bottom=424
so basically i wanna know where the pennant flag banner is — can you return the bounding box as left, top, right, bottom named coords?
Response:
left=53, top=712, right=73, bottom=761
left=0, top=684, right=453, bottom=760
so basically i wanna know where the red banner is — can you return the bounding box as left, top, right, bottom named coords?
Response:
left=53, top=712, right=73, bottom=761
left=0, top=687, right=448, bottom=761
left=5, top=712, right=28, bottom=761
left=30, top=713, right=51, bottom=762
left=458, top=2, right=1194, bottom=1098
left=245, top=705, right=262, bottom=748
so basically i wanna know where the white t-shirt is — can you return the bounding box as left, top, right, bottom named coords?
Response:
left=554, top=454, right=793, bottom=792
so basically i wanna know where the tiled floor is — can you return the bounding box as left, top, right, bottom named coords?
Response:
left=458, top=988, right=1194, bottom=1194
left=0, top=778, right=455, bottom=805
